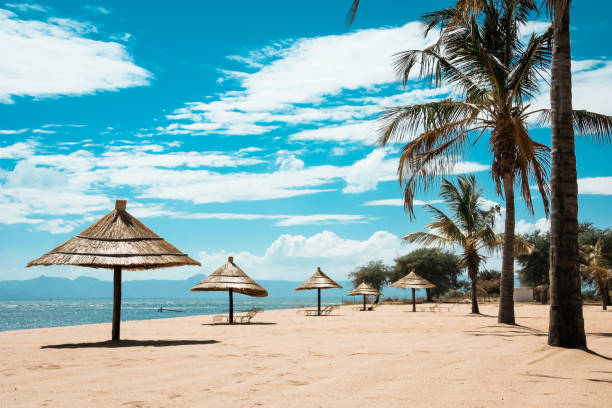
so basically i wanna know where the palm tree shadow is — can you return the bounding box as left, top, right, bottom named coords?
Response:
left=42, top=339, right=219, bottom=349
left=583, top=348, right=612, bottom=361
left=588, top=332, right=612, bottom=338
left=465, top=323, right=547, bottom=338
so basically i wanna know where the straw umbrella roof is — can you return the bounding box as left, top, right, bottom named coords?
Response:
left=295, top=267, right=342, bottom=291
left=191, top=256, right=268, bottom=297
left=27, top=200, right=200, bottom=270
left=347, top=282, right=381, bottom=297
left=390, top=270, right=436, bottom=289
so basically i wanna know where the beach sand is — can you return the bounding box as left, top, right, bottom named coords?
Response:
left=0, top=302, right=610, bottom=407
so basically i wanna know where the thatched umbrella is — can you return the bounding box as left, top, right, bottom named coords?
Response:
left=347, top=282, right=381, bottom=311
left=27, top=200, right=200, bottom=341
left=295, top=267, right=342, bottom=316
left=191, top=256, right=267, bottom=324
left=390, top=270, right=436, bottom=312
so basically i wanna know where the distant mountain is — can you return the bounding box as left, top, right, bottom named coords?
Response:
left=0, top=275, right=378, bottom=300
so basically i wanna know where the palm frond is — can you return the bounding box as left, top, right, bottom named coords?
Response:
left=536, top=109, right=612, bottom=142
left=403, top=231, right=451, bottom=247
left=345, top=0, right=360, bottom=28
left=508, top=26, right=553, bottom=103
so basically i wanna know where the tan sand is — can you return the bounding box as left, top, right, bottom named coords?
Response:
left=0, top=303, right=610, bottom=407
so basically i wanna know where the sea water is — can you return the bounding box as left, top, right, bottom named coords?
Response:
left=0, top=297, right=352, bottom=332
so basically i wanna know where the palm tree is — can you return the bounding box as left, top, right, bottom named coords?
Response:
left=580, top=239, right=612, bottom=311
left=404, top=175, right=500, bottom=314
left=544, top=0, right=586, bottom=348
left=375, top=0, right=612, bottom=325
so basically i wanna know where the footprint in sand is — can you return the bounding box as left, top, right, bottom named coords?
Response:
left=122, top=401, right=147, bottom=408
left=287, top=380, right=309, bottom=386
left=29, top=364, right=61, bottom=370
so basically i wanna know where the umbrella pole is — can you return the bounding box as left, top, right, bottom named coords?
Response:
left=363, top=294, right=366, bottom=311
left=112, top=266, right=122, bottom=341
left=229, top=288, right=234, bottom=324
left=317, top=288, right=321, bottom=316
left=412, top=288, right=416, bottom=312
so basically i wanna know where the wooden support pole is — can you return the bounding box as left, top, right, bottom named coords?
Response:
left=363, top=294, right=366, bottom=311
left=229, top=288, right=234, bottom=324
left=412, top=288, right=416, bottom=312
left=317, top=288, right=321, bottom=316
left=112, top=266, right=122, bottom=341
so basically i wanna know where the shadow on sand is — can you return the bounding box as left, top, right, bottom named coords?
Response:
left=201, top=322, right=277, bottom=326
left=42, top=339, right=219, bottom=349
left=465, top=326, right=612, bottom=361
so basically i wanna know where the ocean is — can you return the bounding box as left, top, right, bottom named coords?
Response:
left=0, top=296, right=361, bottom=332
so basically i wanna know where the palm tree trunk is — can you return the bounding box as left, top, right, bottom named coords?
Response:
left=470, top=276, right=479, bottom=314
left=548, top=1, right=587, bottom=348
left=599, top=282, right=607, bottom=311
left=498, top=174, right=515, bottom=324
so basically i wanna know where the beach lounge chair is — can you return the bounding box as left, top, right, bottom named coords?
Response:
left=352, top=303, right=379, bottom=311
left=213, top=308, right=263, bottom=323
left=416, top=302, right=451, bottom=312
left=299, top=305, right=338, bottom=316
left=321, top=305, right=339, bottom=315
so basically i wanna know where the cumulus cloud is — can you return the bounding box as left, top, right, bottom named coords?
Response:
left=198, top=230, right=408, bottom=280
left=0, top=8, right=150, bottom=103
left=515, top=217, right=550, bottom=234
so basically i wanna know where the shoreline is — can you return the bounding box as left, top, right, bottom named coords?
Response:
left=1, top=303, right=610, bottom=407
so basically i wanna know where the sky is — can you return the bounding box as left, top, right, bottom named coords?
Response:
left=0, top=0, right=611, bottom=282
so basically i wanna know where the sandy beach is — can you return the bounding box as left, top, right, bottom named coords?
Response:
left=1, top=303, right=610, bottom=408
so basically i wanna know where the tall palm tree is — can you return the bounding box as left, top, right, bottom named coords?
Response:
left=544, top=0, right=585, bottom=348
left=404, top=175, right=500, bottom=313
left=374, top=0, right=612, bottom=325
left=380, top=0, right=549, bottom=325
left=579, top=239, right=612, bottom=311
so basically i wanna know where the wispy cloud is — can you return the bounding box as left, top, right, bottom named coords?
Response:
left=0, top=128, right=29, bottom=135
left=4, top=3, right=49, bottom=12
left=0, top=8, right=150, bottom=103
left=83, top=5, right=111, bottom=14
left=160, top=22, right=437, bottom=138
left=0, top=141, right=490, bottom=230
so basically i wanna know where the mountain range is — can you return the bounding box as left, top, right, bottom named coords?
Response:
left=0, top=275, right=394, bottom=300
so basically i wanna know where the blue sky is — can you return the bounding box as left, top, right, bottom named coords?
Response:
left=0, top=1, right=611, bottom=282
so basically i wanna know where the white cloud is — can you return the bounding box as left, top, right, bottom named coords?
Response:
left=342, top=149, right=397, bottom=193
left=0, top=140, right=490, bottom=230
left=161, top=22, right=436, bottom=137
left=4, top=3, right=49, bottom=12
left=198, top=230, right=407, bottom=280
left=127, top=205, right=370, bottom=227
left=530, top=59, right=612, bottom=117
left=0, top=141, right=35, bottom=158
left=0, top=128, right=29, bottom=134
left=275, top=150, right=304, bottom=171
left=290, top=121, right=378, bottom=144
left=515, top=217, right=550, bottom=234
left=0, top=8, right=150, bottom=103
left=83, top=5, right=111, bottom=14
left=578, top=176, right=612, bottom=195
